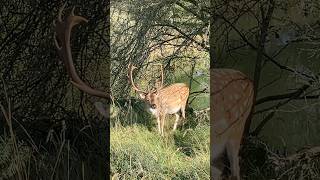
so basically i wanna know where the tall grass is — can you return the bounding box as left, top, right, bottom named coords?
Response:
left=0, top=79, right=107, bottom=179
left=0, top=80, right=31, bottom=179
left=110, top=124, right=210, bottom=179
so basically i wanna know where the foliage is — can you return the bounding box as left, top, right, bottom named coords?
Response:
left=110, top=0, right=209, bottom=99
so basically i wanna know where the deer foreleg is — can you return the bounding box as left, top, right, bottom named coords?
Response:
left=156, top=116, right=161, bottom=133
left=161, top=115, right=165, bottom=136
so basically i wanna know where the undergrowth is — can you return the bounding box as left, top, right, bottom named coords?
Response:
left=242, top=137, right=320, bottom=180
left=0, top=137, right=31, bottom=179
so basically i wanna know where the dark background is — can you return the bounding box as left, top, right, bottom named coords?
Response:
left=0, top=1, right=109, bottom=179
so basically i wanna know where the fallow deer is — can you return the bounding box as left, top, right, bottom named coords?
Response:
left=54, top=4, right=109, bottom=117
left=211, top=68, right=254, bottom=180
left=128, top=63, right=189, bottom=136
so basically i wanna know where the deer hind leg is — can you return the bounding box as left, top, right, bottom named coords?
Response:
left=226, top=140, right=241, bottom=180
left=211, top=155, right=225, bottom=180
left=173, top=113, right=180, bottom=131
left=180, top=105, right=187, bottom=127
left=182, top=105, right=186, bottom=119
left=211, top=142, right=226, bottom=180
left=211, top=165, right=223, bottom=180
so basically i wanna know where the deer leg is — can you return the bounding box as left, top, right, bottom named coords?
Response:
left=211, top=155, right=224, bottom=180
left=156, top=116, right=161, bottom=133
left=173, top=113, right=180, bottom=131
left=211, top=142, right=226, bottom=180
left=211, top=165, right=223, bottom=180
left=226, top=141, right=241, bottom=180
left=181, top=105, right=186, bottom=119
left=161, top=115, right=165, bottom=136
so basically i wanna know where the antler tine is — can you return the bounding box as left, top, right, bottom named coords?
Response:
left=54, top=5, right=108, bottom=99
left=53, top=3, right=67, bottom=50
left=53, top=32, right=61, bottom=50
left=71, top=81, right=108, bottom=98
left=57, top=2, right=66, bottom=22
left=71, top=6, right=75, bottom=16
left=128, top=63, right=147, bottom=93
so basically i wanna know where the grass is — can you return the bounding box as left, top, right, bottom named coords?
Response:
left=110, top=124, right=210, bottom=179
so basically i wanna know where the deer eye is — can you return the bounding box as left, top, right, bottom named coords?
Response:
left=151, top=104, right=156, bottom=109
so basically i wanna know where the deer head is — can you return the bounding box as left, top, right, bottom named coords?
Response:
left=128, top=63, right=163, bottom=107
left=128, top=63, right=189, bottom=136
left=54, top=4, right=109, bottom=117
left=211, top=68, right=254, bottom=180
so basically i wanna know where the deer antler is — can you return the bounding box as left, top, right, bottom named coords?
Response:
left=54, top=4, right=108, bottom=98
left=128, top=63, right=147, bottom=93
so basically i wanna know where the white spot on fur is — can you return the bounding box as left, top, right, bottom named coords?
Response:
left=167, top=107, right=181, bottom=114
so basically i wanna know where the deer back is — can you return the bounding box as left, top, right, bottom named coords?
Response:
left=156, top=83, right=189, bottom=113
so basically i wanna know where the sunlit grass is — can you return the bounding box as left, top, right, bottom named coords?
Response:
left=110, top=124, right=210, bottom=179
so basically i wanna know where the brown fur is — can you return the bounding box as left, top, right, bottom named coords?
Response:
left=129, top=63, right=190, bottom=136
left=211, top=69, right=254, bottom=180
left=140, top=83, right=189, bottom=135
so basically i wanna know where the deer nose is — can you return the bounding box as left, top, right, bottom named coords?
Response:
left=151, top=104, right=156, bottom=109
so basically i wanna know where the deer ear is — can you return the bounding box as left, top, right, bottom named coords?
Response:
left=139, top=93, right=146, bottom=99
